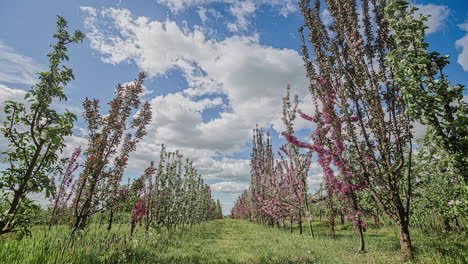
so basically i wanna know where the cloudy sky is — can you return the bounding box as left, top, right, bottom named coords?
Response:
left=1, top=0, right=467, bottom=214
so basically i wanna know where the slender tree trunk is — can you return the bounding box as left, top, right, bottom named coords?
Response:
left=329, top=212, right=336, bottom=239
left=48, top=207, right=57, bottom=231
left=130, top=220, right=136, bottom=236
left=374, top=215, right=379, bottom=226
left=107, top=207, right=114, bottom=231
left=397, top=221, right=413, bottom=262
left=290, top=220, right=293, bottom=233
left=308, top=220, right=315, bottom=238
left=299, top=220, right=303, bottom=235
left=357, top=224, right=365, bottom=253
left=98, top=212, right=104, bottom=229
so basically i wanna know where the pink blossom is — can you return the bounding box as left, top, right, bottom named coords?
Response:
left=352, top=40, right=363, bottom=47
left=299, top=110, right=314, bottom=121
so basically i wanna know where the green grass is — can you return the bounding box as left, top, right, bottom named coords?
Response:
left=0, top=219, right=465, bottom=263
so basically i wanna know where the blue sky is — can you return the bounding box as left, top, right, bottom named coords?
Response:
left=1, top=0, right=467, bottom=214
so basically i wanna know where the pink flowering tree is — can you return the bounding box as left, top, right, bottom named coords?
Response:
left=299, top=0, right=414, bottom=260
left=129, top=176, right=146, bottom=236
left=231, top=190, right=252, bottom=220
left=283, top=79, right=367, bottom=250
left=249, top=126, right=275, bottom=226
left=48, top=147, right=81, bottom=229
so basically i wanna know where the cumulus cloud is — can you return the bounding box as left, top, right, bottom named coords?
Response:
left=414, top=4, right=449, bottom=34
left=456, top=20, right=468, bottom=71
left=0, top=42, right=44, bottom=85
left=210, top=181, right=249, bottom=193
left=307, top=172, right=323, bottom=191
left=81, top=7, right=308, bottom=161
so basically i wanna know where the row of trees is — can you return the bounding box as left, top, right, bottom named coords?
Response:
left=51, top=145, right=222, bottom=236
left=0, top=16, right=221, bottom=238
left=232, top=0, right=467, bottom=262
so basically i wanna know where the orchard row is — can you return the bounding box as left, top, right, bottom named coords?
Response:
left=231, top=0, right=467, bottom=262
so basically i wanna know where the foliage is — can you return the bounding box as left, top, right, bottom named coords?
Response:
left=0, top=16, right=84, bottom=235
left=411, top=132, right=467, bottom=233
left=149, top=145, right=221, bottom=231
left=385, top=0, right=468, bottom=163
left=71, top=73, right=152, bottom=231
left=384, top=0, right=468, bottom=234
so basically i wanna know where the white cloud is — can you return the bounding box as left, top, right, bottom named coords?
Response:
left=80, top=6, right=312, bottom=213
left=0, top=42, right=44, bottom=85
left=414, top=4, right=449, bottom=34
left=203, top=158, right=251, bottom=181
left=210, top=181, right=249, bottom=193
left=321, top=9, right=332, bottom=27
left=227, top=1, right=256, bottom=32
left=197, top=7, right=209, bottom=23
left=307, top=172, right=323, bottom=191
left=156, top=0, right=217, bottom=12
left=456, top=20, right=468, bottom=71
left=81, top=7, right=308, bottom=160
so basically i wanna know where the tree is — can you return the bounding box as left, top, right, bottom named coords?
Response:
left=384, top=1, right=468, bottom=219
left=385, top=0, right=468, bottom=169
left=48, top=147, right=81, bottom=229
left=0, top=16, right=84, bottom=235
left=72, top=72, right=152, bottom=232
left=299, top=0, right=414, bottom=260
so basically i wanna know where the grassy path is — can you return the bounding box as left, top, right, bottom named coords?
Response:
left=131, top=219, right=465, bottom=263
left=0, top=219, right=465, bottom=263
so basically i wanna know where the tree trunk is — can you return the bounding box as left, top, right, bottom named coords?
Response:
left=357, top=224, right=365, bottom=253
left=107, top=207, right=114, bottom=231
left=98, top=212, right=104, bottom=229
left=328, top=212, right=336, bottom=239
left=299, top=221, right=303, bottom=235
left=373, top=215, right=379, bottom=226
left=397, top=222, right=413, bottom=262
left=290, top=220, right=293, bottom=233
left=130, top=220, right=136, bottom=236
left=308, top=220, right=315, bottom=238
